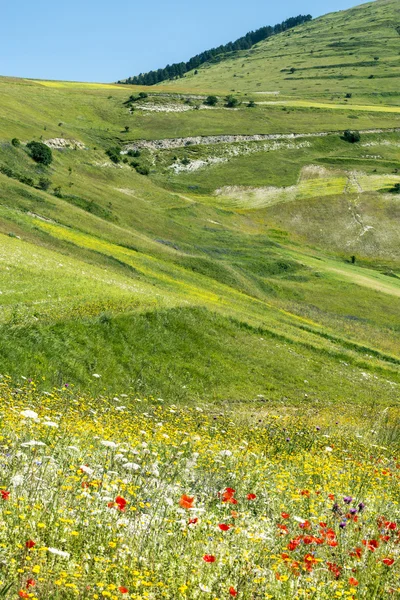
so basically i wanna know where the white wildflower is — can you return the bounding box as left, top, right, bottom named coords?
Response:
left=20, top=409, right=38, bottom=419
left=101, top=441, right=118, bottom=449
left=21, top=440, right=46, bottom=447
left=79, top=465, right=94, bottom=475
left=123, top=462, right=140, bottom=471
left=48, top=547, right=70, bottom=559
left=92, top=373, right=101, bottom=378
left=11, top=474, right=24, bottom=487
left=43, top=421, right=58, bottom=428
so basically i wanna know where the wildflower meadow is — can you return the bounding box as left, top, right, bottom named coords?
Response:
left=0, top=377, right=398, bottom=599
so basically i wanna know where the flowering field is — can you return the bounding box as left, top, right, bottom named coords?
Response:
left=0, top=377, right=399, bottom=600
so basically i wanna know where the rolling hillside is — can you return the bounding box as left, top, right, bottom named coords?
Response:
left=164, top=0, right=400, bottom=102
left=0, top=2, right=400, bottom=598
left=0, top=0, right=399, bottom=403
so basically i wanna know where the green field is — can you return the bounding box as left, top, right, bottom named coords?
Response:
left=0, top=2, right=399, bottom=596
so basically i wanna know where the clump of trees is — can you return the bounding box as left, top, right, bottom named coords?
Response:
left=342, top=130, right=361, bottom=143
left=204, top=96, right=218, bottom=106
left=106, top=147, right=122, bottom=164
left=225, top=95, right=240, bottom=108
left=120, top=14, right=312, bottom=86
left=27, top=141, right=53, bottom=165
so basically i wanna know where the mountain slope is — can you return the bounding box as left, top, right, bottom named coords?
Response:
left=165, top=0, right=400, bottom=102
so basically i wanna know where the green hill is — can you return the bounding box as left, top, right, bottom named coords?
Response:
left=0, top=3, right=400, bottom=598
left=0, top=0, right=399, bottom=404
left=164, top=0, right=400, bottom=103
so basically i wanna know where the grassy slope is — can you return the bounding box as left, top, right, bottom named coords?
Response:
left=163, top=0, right=400, bottom=102
left=0, top=1, right=399, bottom=403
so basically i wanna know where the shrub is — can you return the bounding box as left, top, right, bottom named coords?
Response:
left=342, top=130, right=361, bottom=143
left=247, top=100, right=256, bottom=108
left=225, top=95, right=239, bottom=108
left=26, top=141, right=52, bottom=165
left=345, top=93, right=352, bottom=99
left=181, top=157, right=190, bottom=166
left=205, top=95, right=218, bottom=106
left=38, top=177, right=51, bottom=191
left=127, top=149, right=141, bottom=158
left=390, top=183, right=400, bottom=194
left=53, top=186, right=62, bottom=197
left=19, top=175, right=34, bottom=187
left=135, top=164, right=150, bottom=175
left=11, top=138, right=20, bottom=147
left=138, top=92, right=148, bottom=99
left=106, top=147, right=122, bottom=164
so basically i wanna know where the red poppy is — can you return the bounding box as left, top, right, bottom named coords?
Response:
left=304, top=554, right=318, bottom=572
left=299, top=520, right=311, bottom=530
left=300, top=490, right=310, bottom=497
left=380, top=534, right=390, bottom=542
left=247, top=493, right=256, bottom=500
left=18, top=592, right=29, bottom=599
left=327, top=562, right=342, bottom=580
left=0, top=490, right=10, bottom=500
left=229, top=587, right=238, bottom=597
left=328, top=493, right=335, bottom=501
left=385, top=521, right=397, bottom=531
left=188, top=518, right=198, bottom=525
left=115, top=496, right=127, bottom=512
left=362, top=539, right=379, bottom=552
left=348, top=577, right=359, bottom=586
left=382, top=558, right=394, bottom=566
left=319, top=522, right=327, bottom=529
left=277, top=524, right=289, bottom=534
left=203, top=554, right=216, bottom=563
left=281, top=553, right=290, bottom=560
left=281, top=512, right=290, bottom=519
left=222, top=488, right=237, bottom=504
left=118, top=587, right=129, bottom=594
left=81, top=481, right=90, bottom=488
left=25, top=540, right=36, bottom=549
left=218, top=524, right=232, bottom=531
left=303, top=535, right=315, bottom=545
left=349, top=547, right=363, bottom=559
left=179, top=495, right=195, bottom=509
left=26, top=579, right=35, bottom=588
left=287, top=536, right=302, bottom=551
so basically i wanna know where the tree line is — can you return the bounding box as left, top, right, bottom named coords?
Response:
left=118, top=14, right=312, bottom=86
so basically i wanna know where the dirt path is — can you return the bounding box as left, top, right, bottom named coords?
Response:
left=123, top=128, right=400, bottom=152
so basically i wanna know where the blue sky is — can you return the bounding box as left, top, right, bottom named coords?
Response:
left=1, top=0, right=370, bottom=82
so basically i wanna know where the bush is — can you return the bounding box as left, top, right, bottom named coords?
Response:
left=205, top=95, right=218, bottom=106
left=38, top=177, right=51, bottom=191
left=106, top=147, right=122, bottom=164
left=138, top=92, right=148, bottom=99
left=11, top=138, right=20, bottom=147
left=26, top=141, right=52, bottom=165
left=135, top=165, right=150, bottom=175
left=127, top=149, right=141, bottom=158
left=390, top=183, right=400, bottom=194
left=225, top=95, right=239, bottom=108
left=53, top=186, right=62, bottom=197
left=247, top=100, right=256, bottom=108
left=342, top=130, right=361, bottom=143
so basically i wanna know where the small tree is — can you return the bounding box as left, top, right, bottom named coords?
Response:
left=27, top=141, right=52, bottom=165
left=138, top=92, right=148, bottom=99
left=225, top=95, right=239, bottom=108
left=11, top=138, right=20, bottom=147
left=342, top=130, right=361, bottom=143
left=205, top=95, right=218, bottom=106
left=391, top=183, right=400, bottom=194
left=106, top=147, right=122, bottom=164
left=124, top=126, right=130, bottom=133
left=38, top=177, right=51, bottom=191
